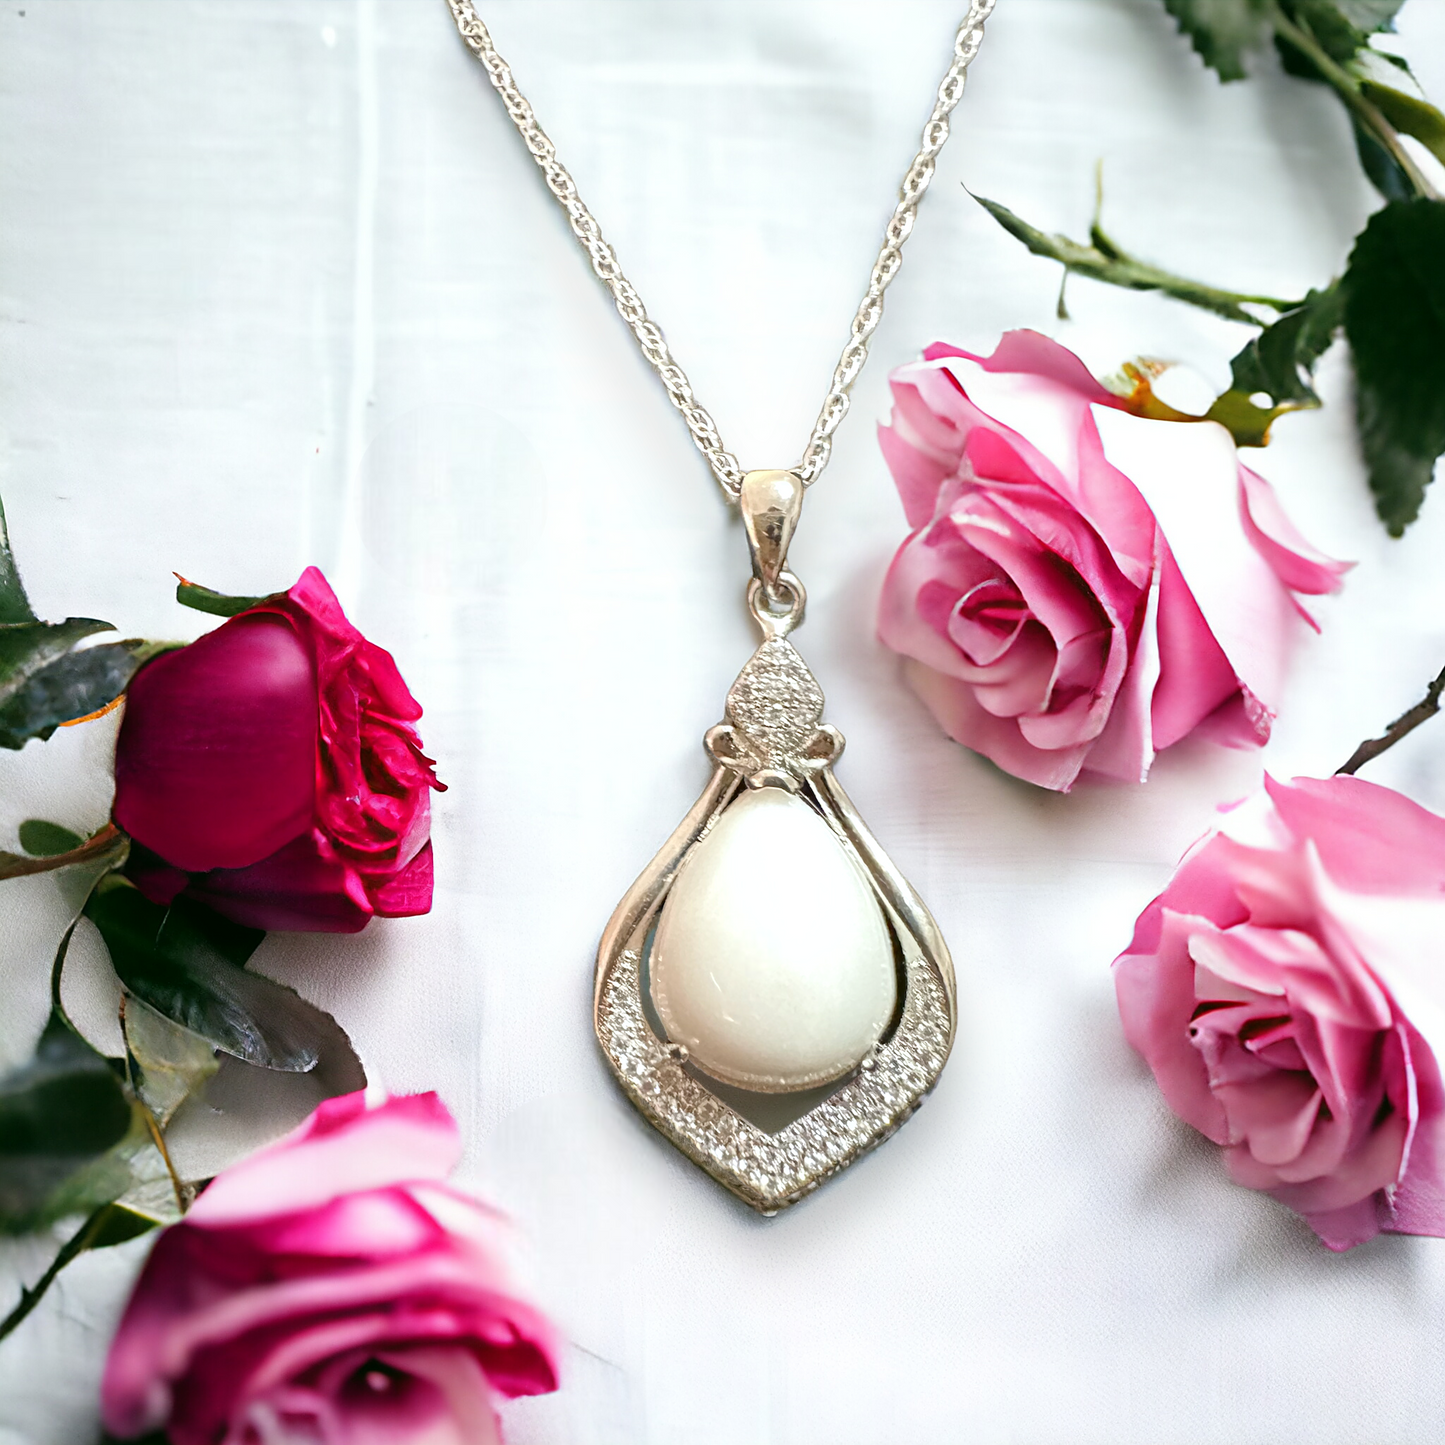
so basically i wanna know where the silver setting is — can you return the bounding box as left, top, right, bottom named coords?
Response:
left=740, top=468, right=804, bottom=592
left=595, top=584, right=957, bottom=1213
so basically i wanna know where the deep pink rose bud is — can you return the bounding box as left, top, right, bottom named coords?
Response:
left=877, top=332, right=1348, bottom=790
left=1114, top=775, right=1445, bottom=1251
left=114, top=567, right=443, bottom=932
left=101, top=1092, right=560, bottom=1444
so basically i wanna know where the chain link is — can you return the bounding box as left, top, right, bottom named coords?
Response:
left=444, top=0, right=994, bottom=501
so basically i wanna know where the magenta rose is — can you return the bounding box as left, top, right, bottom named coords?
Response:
left=113, top=567, right=442, bottom=932
left=1114, top=774, right=1445, bottom=1250
left=101, top=1091, right=559, bottom=1444
left=876, top=332, right=1347, bottom=790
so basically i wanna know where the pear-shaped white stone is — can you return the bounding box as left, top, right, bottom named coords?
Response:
left=650, top=786, right=896, bottom=1093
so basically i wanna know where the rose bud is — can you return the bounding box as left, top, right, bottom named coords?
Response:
left=1114, top=774, right=1445, bottom=1251
left=877, top=332, right=1347, bottom=790
left=101, top=1092, right=559, bottom=1444
left=113, top=567, right=442, bottom=932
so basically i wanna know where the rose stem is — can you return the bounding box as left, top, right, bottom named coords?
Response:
left=0, top=1204, right=121, bottom=1344
left=1268, top=2, right=1441, bottom=203
left=1337, top=661, right=1445, bottom=775
left=0, top=822, right=125, bottom=883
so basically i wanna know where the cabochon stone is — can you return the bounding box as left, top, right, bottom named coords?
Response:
left=650, top=786, right=896, bottom=1093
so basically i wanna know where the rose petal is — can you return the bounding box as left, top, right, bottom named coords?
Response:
left=1092, top=407, right=1304, bottom=715
left=114, top=616, right=318, bottom=871
left=901, top=656, right=1092, bottom=791
left=369, top=842, right=435, bottom=918
left=1238, top=464, right=1351, bottom=600
left=190, top=1093, right=461, bottom=1227
left=186, top=832, right=375, bottom=933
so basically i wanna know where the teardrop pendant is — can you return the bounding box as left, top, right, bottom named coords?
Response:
left=594, top=472, right=956, bottom=1213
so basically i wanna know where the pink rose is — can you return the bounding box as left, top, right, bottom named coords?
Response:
left=1114, top=774, right=1445, bottom=1250
left=101, top=1092, right=559, bottom=1443
left=114, top=567, right=443, bottom=932
left=876, top=332, right=1346, bottom=790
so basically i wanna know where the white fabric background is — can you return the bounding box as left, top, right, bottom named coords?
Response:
left=3, top=2, right=1445, bottom=1441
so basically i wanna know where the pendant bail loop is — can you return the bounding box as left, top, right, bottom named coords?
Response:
left=739, top=469, right=804, bottom=595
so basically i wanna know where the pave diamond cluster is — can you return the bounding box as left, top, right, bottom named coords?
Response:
left=599, top=946, right=952, bottom=1213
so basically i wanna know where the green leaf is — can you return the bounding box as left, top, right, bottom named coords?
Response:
left=0, top=617, right=115, bottom=712
left=85, top=877, right=352, bottom=1074
left=0, top=1012, right=133, bottom=1231
left=174, top=578, right=269, bottom=618
left=1161, top=0, right=1271, bottom=81
left=0, top=823, right=128, bottom=882
left=1332, top=0, right=1403, bottom=30
left=0, top=495, right=35, bottom=627
left=0, top=638, right=164, bottom=751
left=1273, top=1, right=1402, bottom=76
left=1277, top=0, right=1372, bottom=70
left=0, top=495, right=124, bottom=726
left=122, top=995, right=219, bottom=1128
left=18, top=820, right=85, bottom=857
left=1342, top=197, right=1445, bottom=534
left=1362, top=79, right=1445, bottom=167
left=30, top=1104, right=152, bottom=1227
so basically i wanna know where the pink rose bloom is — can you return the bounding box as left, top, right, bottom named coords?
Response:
left=114, top=567, right=443, bottom=932
left=877, top=332, right=1346, bottom=790
left=101, top=1092, right=559, bottom=1444
left=1114, top=774, right=1445, bottom=1250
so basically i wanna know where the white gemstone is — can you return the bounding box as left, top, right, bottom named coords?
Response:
left=650, top=786, right=897, bottom=1093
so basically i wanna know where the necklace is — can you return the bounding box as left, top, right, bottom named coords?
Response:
left=447, top=1, right=993, bottom=1213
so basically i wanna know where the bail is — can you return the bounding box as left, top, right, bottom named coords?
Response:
left=739, top=469, right=804, bottom=594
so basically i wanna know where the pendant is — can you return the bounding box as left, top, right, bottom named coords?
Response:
left=595, top=470, right=956, bottom=1213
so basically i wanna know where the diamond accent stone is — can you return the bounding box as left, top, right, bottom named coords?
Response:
left=725, top=638, right=825, bottom=766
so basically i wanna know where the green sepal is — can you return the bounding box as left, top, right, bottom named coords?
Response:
left=1203, top=391, right=1294, bottom=449
left=1227, top=283, right=1343, bottom=405
left=1361, top=79, right=1445, bottom=167
left=174, top=578, right=270, bottom=618
left=1200, top=283, right=1346, bottom=445
left=1342, top=197, right=1445, bottom=535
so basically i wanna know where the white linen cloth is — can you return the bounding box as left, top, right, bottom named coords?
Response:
left=3, top=2, right=1445, bottom=1441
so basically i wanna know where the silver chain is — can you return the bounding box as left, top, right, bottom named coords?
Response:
left=444, top=0, right=995, bottom=501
